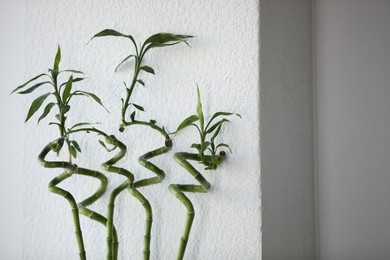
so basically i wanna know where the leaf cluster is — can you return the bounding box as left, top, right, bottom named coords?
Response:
left=174, top=86, right=241, bottom=170
left=11, top=46, right=108, bottom=158
left=90, top=29, right=193, bottom=126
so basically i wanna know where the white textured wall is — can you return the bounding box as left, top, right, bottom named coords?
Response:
left=260, top=0, right=315, bottom=259
left=316, top=1, right=390, bottom=259
left=22, top=0, right=261, bottom=259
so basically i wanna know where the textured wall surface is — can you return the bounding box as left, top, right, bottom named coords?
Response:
left=260, top=0, right=315, bottom=259
left=22, top=0, right=261, bottom=259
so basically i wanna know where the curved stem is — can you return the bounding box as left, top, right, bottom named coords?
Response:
left=169, top=152, right=225, bottom=260
left=38, top=139, right=86, bottom=260
left=101, top=137, right=134, bottom=260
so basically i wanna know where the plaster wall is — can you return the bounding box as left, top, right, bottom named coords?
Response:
left=21, top=0, right=261, bottom=259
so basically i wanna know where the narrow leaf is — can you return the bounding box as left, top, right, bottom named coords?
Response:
left=175, top=115, right=199, bottom=133
left=132, top=103, right=144, bottom=111
left=130, top=111, right=136, bottom=121
left=60, top=69, right=84, bottom=74
left=69, top=145, right=77, bottom=158
left=25, top=93, right=51, bottom=122
left=74, top=91, right=109, bottom=112
left=115, top=54, right=135, bottom=72
left=196, top=85, right=204, bottom=131
left=62, top=76, right=73, bottom=102
left=206, top=111, right=241, bottom=129
left=216, top=143, right=232, bottom=153
left=11, top=73, right=47, bottom=94
left=137, top=79, right=145, bottom=87
left=206, top=118, right=230, bottom=134
left=71, top=140, right=81, bottom=152
left=17, top=81, right=51, bottom=94
left=70, top=122, right=99, bottom=129
left=53, top=45, right=61, bottom=71
left=37, top=102, right=55, bottom=124
left=89, top=29, right=137, bottom=50
left=140, top=66, right=155, bottom=75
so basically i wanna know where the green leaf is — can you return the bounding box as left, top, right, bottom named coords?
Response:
left=216, top=143, right=232, bottom=153
left=137, top=79, right=145, bottom=86
left=59, top=77, right=84, bottom=89
left=140, top=66, right=155, bottom=75
left=115, top=54, right=135, bottom=72
left=17, top=81, right=51, bottom=94
left=11, top=73, right=47, bottom=94
left=60, top=69, right=84, bottom=74
left=196, top=85, right=204, bottom=131
left=98, top=140, right=107, bottom=149
left=131, top=103, right=144, bottom=111
left=211, top=120, right=226, bottom=145
left=191, top=143, right=202, bottom=153
left=25, top=93, right=51, bottom=122
left=70, top=122, right=99, bottom=129
left=142, top=33, right=193, bottom=53
left=175, top=115, right=199, bottom=133
left=71, top=140, right=81, bottom=152
left=53, top=45, right=61, bottom=71
left=62, top=76, right=73, bottom=102
left=206, top=118, right=230, bottom=134
left=74, top=90, right=109, bottom=112
left=69, top=145, right=77, bottom=158
left=89, top=29, right=137, bottom=50
left=130, top=111, right=136, bottom=121
left=37, top=102, right=55, bottom=124
left=206, top=111, right=241, bottom=129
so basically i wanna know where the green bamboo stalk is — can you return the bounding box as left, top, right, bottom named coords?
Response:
left=38, top=138, right=86, bottom=260
left=169, top=152, right=226, bottom=260
left=100, top=135, right=134, bottom=260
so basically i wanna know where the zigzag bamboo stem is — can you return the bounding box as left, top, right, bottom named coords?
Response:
left=169, top=152, right=225, bottom=260
left=38, top=138, right=86, bottom=260
left=38, top=137, right=115, bottom=260
left=100, top=136, right=134, bottom=260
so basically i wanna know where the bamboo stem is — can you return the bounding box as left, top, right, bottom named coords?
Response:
left=38, top=138, right=86, bottom=260
left=169, top=152, right=225, bottom=260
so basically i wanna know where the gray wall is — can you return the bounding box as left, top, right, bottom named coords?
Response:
left=316, top=1, right=390, bottom=259
left=261, top=0, right=315, bottom=259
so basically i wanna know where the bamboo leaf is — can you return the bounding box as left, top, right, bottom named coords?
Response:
left=131, top=103, right=144, bottom=111
left=17, top=81, right=51, bottom=94
left=71, top=140, right=81, bottom=152
left=70, top=122, right=99, bottom=129
left=206, top=111, right=241, bottom=129
left=130, top=111, right=136, bottom=121
left=140, top=66, right=155, bottom=75
left=143, top=33, right=193, bottom=53
left=59, top=77, right=84, bottom=90
left=69, top=145, right=77, bottom=158
left=206, top=118, right=230, bottom=134
left=60, top=69, right=84, bottom=74
left=37, top=102, right=55, bottom=124
left=216, top=143, right=232, bottom=153
left=115, top=54, right=135, bottom=72
left=25, top=93, right=51, bottom=122
left=175, top=115, right=199, bottom=133
left=62, top=76, right=73, bottom=102
left=74, top=90, right=109, bottom=112
left=191, top=143, right=201, bottom=153
left=11, top=73, right=47, bottom=94
left=89, top=29, right=137, bottom=49
left=196, top=85, right=204, bottom=131
left=137, top=79, right=145, bottom=87
left=211, top=121, right=227, bottom=145
left=53, top=45, right=61, bottom=71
